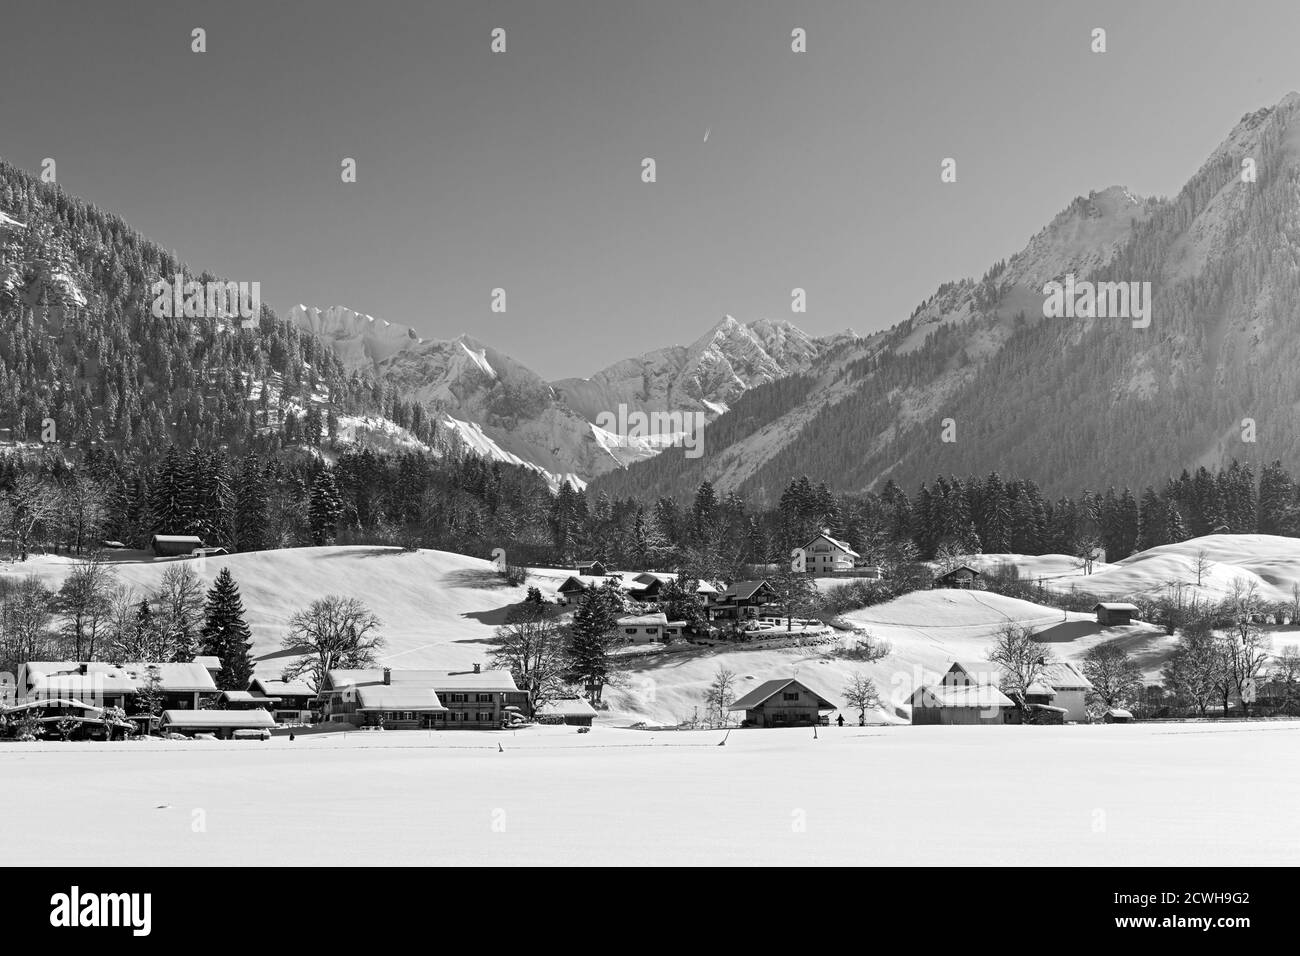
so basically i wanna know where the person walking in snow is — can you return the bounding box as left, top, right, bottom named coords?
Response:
left=836, top=714, right=844, bottom=728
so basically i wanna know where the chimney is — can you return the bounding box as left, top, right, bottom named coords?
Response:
left=473, top=663, right=481, bottom=674
left=383, top=668, right=391, bottom=685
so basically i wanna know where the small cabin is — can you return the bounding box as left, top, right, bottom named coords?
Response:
left=936, top=565, right=981, bottom=589
left=1094, top=602, right=1139, bottom=626
left=150, top=534, right=205, bottom=557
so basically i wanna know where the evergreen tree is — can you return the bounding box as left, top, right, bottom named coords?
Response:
left=307, top=468, right=344, bottom=545
left=199, top=567, right=255, bottom=690
left=233, top=453, right=268, bottom=552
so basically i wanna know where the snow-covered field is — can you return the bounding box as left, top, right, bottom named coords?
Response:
left=5, top=721, right=1297, bottom=866
left=971, top=534, right=1300, bottom=603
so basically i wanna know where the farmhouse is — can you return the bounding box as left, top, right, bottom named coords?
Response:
left=150, top=534, right=206, bottom=557
left=15, top=661, right=218, bottom=711
left=908, top=681, right=1016, bottom=724
left=320, top=665, right=528, bottom=730
left=936, top=565, right=981, bottom=588
left=799, top=530, right=859, bottom=574
left=709, top=579, right=777, bottom=621
left=1094, top=602, right=1140, bottom=626
left=160, top=709, right=275, bottom=738
left=912, top=659, right=1094, bottom=723
left=728, top=677, right=839, bottom=727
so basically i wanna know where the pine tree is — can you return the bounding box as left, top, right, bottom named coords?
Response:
left=1257, top=460, right=1294, bottom=535
left=307, top=468, right=344, bottom=545
left=199, top=567, right=255, bottom=690
left=233, top=453, right=268, bottom=552
left=149, top=446, right=186, bottom=534
left=565, top=581, right=623, bottom=701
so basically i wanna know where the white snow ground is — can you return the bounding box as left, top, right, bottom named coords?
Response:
left=4, top=721, right=1297, bottom=866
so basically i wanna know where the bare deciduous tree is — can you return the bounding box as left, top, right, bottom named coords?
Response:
left=989, top=622, right=1052, bottom=709
left=703, top=665, right=737, bottom=727
left=842, top=671, right=882, bottom=725
left=55, top=554, right=117, bottom=659
left=281, top=596, right=385, bottom=692
left=1081, top=642, right=1143, bottom=710
left=489, top=615, right=568, bottom=712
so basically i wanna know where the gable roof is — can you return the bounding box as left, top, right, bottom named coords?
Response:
left=355, top=687, right=447, bottom=711
left=536, top=697, right=599, bottom=718
left=249, top=677, right=316, bottom=698
left=909, top=683, right=1015, bottom=708
left=717, top=580, right=775, bottom=601
left=325, top=668, right=519, bottom=694
left=800, top=532, right=860, bottom=558
left=1038, top=661, right=1093, bottom=691
left=218, top=690, right=279, bottom=703
left=939, top=565, right=982, bottom=578
left=21, top=661, right=218, bottom=695
left=728, top=677, right=839, bottom=711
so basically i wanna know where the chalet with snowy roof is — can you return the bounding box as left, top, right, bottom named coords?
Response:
left=935, top=565, right=981, bottom=589
left=150, top=534, right=205, bottom=557
left=1094, top=602, right=1140, bottom=626
left=729, top=677, right=839, bottom=727
left=799, top=530, right=859, bottom=574
left=574, top=560, right=610, bottom=576
left=708, top=579, right=778, bottom=621
left=15, top=661, right=218, bottom=712
left=319, top=665, right=528, bottom=730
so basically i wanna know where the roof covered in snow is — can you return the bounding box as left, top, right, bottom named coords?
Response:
left=160, top=709, right=275, bottom=728
left=21, top=662, right=218, bottom=695
left=326, top=668, right=519, bottom=693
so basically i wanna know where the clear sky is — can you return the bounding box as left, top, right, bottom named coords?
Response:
left=1, top=0, right=1297, bottom=378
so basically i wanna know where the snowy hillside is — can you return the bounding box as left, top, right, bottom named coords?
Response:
left=969, top=534, right=1300, bottom=604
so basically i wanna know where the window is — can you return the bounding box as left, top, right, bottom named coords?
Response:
left=625, top=628, right=637, bottom=635
left=783, top=692, right=799, bottom=701
left=447, top=692, right=467, bottom=703
left=476, top=693, right=494, bottom=703
left=450, top=711, right=467, bottom=722
left=477, top=711, right=493, bottom=722
left=646, top=628, right=658, bottom=635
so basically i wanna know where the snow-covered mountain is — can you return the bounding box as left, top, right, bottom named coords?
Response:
left=593, top=91, right=1300, bottom=503
left=289, top=304, right=845, bottom=487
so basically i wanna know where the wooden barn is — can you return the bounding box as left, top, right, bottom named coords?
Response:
left=1094, top=602, right=1139, bottom=626
left=935, top=565, right=981, bottom=589
left=150, top=534, right=205, bottom=557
